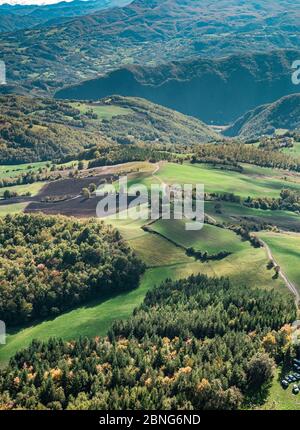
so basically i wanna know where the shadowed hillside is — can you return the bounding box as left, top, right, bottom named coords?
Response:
left=225, top=94, right=300, bottom=139
left=56, top=50, right=300, bottom=124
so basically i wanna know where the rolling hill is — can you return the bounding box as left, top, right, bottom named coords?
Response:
left=56, top=50, right=300, bottom=124
left=225, top=94, right=300, bottom=139
left=0, top=94, right=219, bottom=163
left=1, top=0, right=300, bottom=95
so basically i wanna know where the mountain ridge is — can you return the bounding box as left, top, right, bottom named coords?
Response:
left=0, top=0, right=130, bottom=33
left=224, top=93, right=300, bottom=140
left=1, top=0, right=300, bottom=94
left=56, top=49, right=300, bottom=124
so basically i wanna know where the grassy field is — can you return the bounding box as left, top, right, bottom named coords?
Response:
left=0, top=181, right=47, bottom=198
left=258, top=231, right=300, bottom=293
left=150, top=219, right=246, bottom=254
left=261, top=368, right=300, bottom=410
left=0, top=162, right=49, bottom=179
left=0, top=261, right=207, bottom=367
left=0, top=202, right=29, bottom=217
left=70, top=102, right=131, bottom=120
left=205, top=201, right=300, bottom=231
left=136, top=162, right=300, bottom=199
left=106, top=208, right=285, bottom=292
left=282, top=141, right=300, bottom=158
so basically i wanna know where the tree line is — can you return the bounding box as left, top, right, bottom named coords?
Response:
left=191, top=143, right=300, bottom=172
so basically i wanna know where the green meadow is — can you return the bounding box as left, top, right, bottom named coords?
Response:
left=258, top=231, right=300, bottom=293
left=0, top=181, right=46, bottom=198
left=282, top=141, right=300, bottom=158
left=0, top=202, right=29, bottom=217
left=0, top=162, right=49, bottom=179
left=127, top=162, right=300, bottom=199
left=150, top=219, right=246, bottom=254
left=70, top=102, right=131, bottom=120
left=205, top=201, right=300, bottom=231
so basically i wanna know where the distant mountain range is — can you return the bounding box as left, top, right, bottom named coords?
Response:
left=0, top=0, right=130, bottom=33
left=56, top=50, right=300, bottom=124
left=224, top=94, right=300, bottom=140
left=1, top=0, right=300, bottom=95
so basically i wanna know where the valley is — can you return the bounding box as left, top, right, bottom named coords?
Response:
left=56, top=50, right=300, bottom=124
left=1, top=0, right=300, bottom=413
left=1, top=157, right=299, bottom=379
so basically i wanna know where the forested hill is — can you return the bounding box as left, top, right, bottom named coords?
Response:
left=1, top=0, right=300, bottom=95
left=0, top=214, right=144, bottom=326
left=224, top=94, right=300, bottom=140
left=0, top=95, right=110, bottom=164
left=56, top=50, right=299, bottom=124
left=0, top=0, right=131, bottom=33
left=0, top=274, right=296, bottom=410
left=0, top=95, right=219, bottom=164
left=80, top=96, right=221, bottom=145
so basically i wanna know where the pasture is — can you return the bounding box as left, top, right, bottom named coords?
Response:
left=70, top=102, right=131, bottom=120
left=0, top=181, right=47, bottom=198
left=205, top=201, right=300, bottom=231
left=137, top=162, right=300, bottom=199
left=149, top=219, right=246, bottom=254
left=258, top=231, right=300, bottom=293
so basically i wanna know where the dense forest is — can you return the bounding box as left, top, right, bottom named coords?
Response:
left=0, top=214, right=144, bottom=326
left=0, top=275, right=296, bottom=410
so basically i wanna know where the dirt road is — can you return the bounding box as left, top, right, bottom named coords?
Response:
left=260, top=238, right=300, bottom=305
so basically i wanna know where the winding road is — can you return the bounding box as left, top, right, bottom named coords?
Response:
left=260, top=238, right=300, bottom=305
